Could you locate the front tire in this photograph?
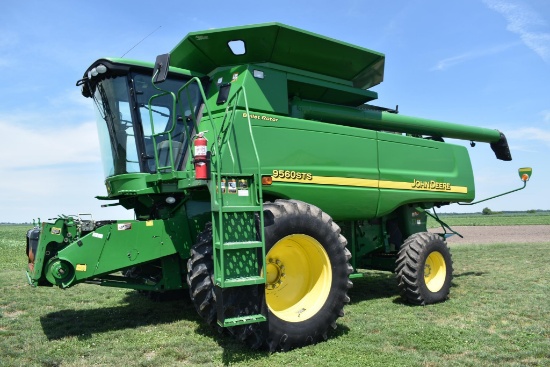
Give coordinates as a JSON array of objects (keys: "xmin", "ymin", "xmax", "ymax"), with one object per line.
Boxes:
[
  {"xmin": 186, "ymin": 200, "xmax": 353, "ymax": 351},
  {"xmin": 395, "ymin": 232, "xmax": 453, "ymax": 305},
  {"xmin": 256, "ymin": 200, "xmax": 353, "ymax": 351}
]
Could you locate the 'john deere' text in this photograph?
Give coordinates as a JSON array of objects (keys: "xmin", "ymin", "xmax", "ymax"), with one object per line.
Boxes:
[{"xmin": 412, "ymin": 179, "xmax": 451, "ymax": 191}]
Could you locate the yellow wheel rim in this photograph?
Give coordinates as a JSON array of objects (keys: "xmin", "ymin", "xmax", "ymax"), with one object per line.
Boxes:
[
  {"xmin": 265, "ymin": 234, "xmax": 332, "ymax": 322},
  {"xmin": 424, "ymin": 251, "xmax": 447, "ymax": 292}
]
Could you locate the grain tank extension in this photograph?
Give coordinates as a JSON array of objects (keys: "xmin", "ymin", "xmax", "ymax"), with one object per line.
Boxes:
[{"xmin": 25, "ymin": 23, "xmax": 531, "ymax": 351}]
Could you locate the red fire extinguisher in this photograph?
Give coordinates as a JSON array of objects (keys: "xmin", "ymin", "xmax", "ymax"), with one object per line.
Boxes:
[{"xmin": 194, "ymin": 131, "xmax": 209, "ymax": 180}]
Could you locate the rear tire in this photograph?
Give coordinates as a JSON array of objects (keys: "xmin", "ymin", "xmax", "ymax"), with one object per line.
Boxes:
[{"xmin": 395, "ymin": 232, "xmax": 453, "ymax": 305}]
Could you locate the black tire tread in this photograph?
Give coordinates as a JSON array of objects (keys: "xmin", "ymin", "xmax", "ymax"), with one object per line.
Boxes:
[
  {"xmin": 186, "ymin": 223, "xmax": 217, "ymax": 326},
  {"xmin": 245, "ymin": 199, "xmax": 352, "ymax": 351},
  {"xmin": 396, "ymin": 232, "xmax": 453, "ymax": 305}
]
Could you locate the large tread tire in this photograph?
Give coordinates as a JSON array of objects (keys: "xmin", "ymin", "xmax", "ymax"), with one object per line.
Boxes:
[
  {"xmin": 186, "ymin": 223, "xmax": 217, "ymax": 327},
  {"xmin": 186, "ymin": 200, "xmax": 353, "ymax": 352},
  {"xmin": 186, "ymin": 224, "xmax": 263, "ymax": 337},
  {"xmin": 245, "ymin": 199, "xmax": 353, "ymax": 351},
  {"xmin": 396, "ymin": 232, "xmax": 453, "ymax": 305}
]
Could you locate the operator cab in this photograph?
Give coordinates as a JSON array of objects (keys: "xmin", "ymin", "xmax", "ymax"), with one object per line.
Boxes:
[{"xmin": 78, "ymin": 58, "xmax": 205, "ymax": 178}]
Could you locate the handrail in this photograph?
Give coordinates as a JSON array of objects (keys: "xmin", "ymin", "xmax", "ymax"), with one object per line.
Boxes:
[
  {"xmin": 147, "ymin": 73, "xmax": 215, "ymax": 175},
  {"xmin": 218, "ymin": 91, "xmax": 241, "ymax": 171},
  {"xmin": 210, "ymin": 84, "xmax": 264, "ymax": 206},
  {"xmin": 210, "ymin": 86, "xmax": 243, "ymax": 208},
  {"xmin": 176, "ymin": 77, "xmax": 218, "ymax": 162}
]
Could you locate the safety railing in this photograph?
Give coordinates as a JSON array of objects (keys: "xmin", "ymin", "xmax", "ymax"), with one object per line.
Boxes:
[
  {"xmin": 211, "ymin": 85, "xmax": 263, "ymax": 207},
  {"xmin": 148, "ymin": 75, "xmax": 217, "ymax": 176}
]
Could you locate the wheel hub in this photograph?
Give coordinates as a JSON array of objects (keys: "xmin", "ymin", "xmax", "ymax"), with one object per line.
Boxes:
[
  {"xmin": 424, "ymin": 251, "xmax": 446, "ymax": 292},
  {"xmin": 266, "ymin": 258, "xmax": 285, "ymax": 290},
  {"xmin": 424, "ymin": 264, "xmax": 432, "ymax": 277}
]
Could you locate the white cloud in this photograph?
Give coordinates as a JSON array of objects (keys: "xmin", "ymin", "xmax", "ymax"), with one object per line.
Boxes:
[
  {"xmin": 483, "ymin": 0, "xmax": 550, "ymax": 63},
  {"xmin": 507, "ymin": 127, "xmax": 550, "ymax": 146},
  {"xmin": 49, "ymin": 88, "xmax": 95, "ymax": 112},
  {"xmin": 541, "ymin": 110, "xmax": 550, "ymax": 124},
  {"xmin": 0, "ymin": 118, "xmax": 100, "ymax": 170},
  {"xmin": 0, "ymin": 114, "xmax": 105, "ymax": 222},
  {"xmin": 432, "ymin": 42, "xmax": 518, "ymax": 71},
  {"xmin": 0, "ymin": 86, "xmax": 97, "ymax": 158},
  {"xmin": 0, "ymin": 164, "xmax": 128, "ymax": 223}
]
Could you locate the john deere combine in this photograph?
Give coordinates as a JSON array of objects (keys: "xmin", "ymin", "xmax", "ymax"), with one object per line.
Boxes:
[{"xmin": 25, "ymin": 23, "xmax": 531, "ymax": 351}]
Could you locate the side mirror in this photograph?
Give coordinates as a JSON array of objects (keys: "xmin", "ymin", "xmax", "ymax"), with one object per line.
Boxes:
[
  {"xmin": 152, "ymin": 53, "xmax": 170, "ymax": 84},
  {"xmin": 518, "ymin": 167, "xmax": 532, "ymax": 182}
]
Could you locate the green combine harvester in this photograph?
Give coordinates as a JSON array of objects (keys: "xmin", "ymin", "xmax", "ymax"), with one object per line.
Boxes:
[{"xmin": 25, "ymin": 23, "xmax": 532, "ymax": 351}]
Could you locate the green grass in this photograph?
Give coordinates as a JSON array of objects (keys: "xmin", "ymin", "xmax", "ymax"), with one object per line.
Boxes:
[
  {"xmin": 427, "ymin": 211, "xmax": 550, "ymax": 228},
  {"xmin": 1, "ymin": 224, "xmax": 549, "ymax": 366}
]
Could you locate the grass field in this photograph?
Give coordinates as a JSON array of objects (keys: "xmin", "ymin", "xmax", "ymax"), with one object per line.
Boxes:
[
  {"xmin": 1, "ymin": 223, "xmax": 549, "ymax": 366},
  {"xmin": 427, "ymin": 211, "xmax": 550, "ymax": 228}
]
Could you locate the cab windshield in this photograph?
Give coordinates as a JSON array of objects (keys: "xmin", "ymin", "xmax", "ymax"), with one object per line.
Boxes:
[{"xmin": 92, "ymin": 72, "xmax": 200, "ymax": 177}]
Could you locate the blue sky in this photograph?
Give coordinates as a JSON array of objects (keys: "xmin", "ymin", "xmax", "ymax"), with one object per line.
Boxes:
[{"xmin": 1, "ymin": 0, "xmax": 549, "ymax": 223}]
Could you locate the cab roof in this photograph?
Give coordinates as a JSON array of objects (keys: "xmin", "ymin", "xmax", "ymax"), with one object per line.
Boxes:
[{"xmin": 169, "ymin": 22, "xmax": 385, "ymax": 90}]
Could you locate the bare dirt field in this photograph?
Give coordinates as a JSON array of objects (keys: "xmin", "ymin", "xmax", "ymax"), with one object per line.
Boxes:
[{"xmin": 430, "ymin": 225, "xmax": 550, "ymax": 244}]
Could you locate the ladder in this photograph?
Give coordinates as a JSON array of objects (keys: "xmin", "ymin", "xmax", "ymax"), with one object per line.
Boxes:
[{"xmin": 209, "ymin": 87, "xmax": 267, "ymax": 327}]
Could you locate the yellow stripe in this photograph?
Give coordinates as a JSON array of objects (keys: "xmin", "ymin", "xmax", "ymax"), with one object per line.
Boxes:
[
  {"xmin": 271, "ymin": 175, "xmax": 467, "ymax": 194},
  {"xmin": 309, "ymin": 176, "xmax": 379, "ymax": 188}
]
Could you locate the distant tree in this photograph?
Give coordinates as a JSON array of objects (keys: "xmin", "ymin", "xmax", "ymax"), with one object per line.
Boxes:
[
  {"xmin": 482, "ymin": 207, "xmax": 493, "ymax": 215},
  {"xmin": 526, "ymin": 209, "xmax": 537, "ymax": 214}
]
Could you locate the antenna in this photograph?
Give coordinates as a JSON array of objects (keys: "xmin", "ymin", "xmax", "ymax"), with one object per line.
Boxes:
[{"xmin": 120, "ymin": 26, "xmax": 162, "ymax": 58}]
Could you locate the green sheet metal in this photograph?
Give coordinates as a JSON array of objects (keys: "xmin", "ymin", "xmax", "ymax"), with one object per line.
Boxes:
[{"xmin": 170, "ymin": 22, "xmax": 385, "ymax": 89}]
